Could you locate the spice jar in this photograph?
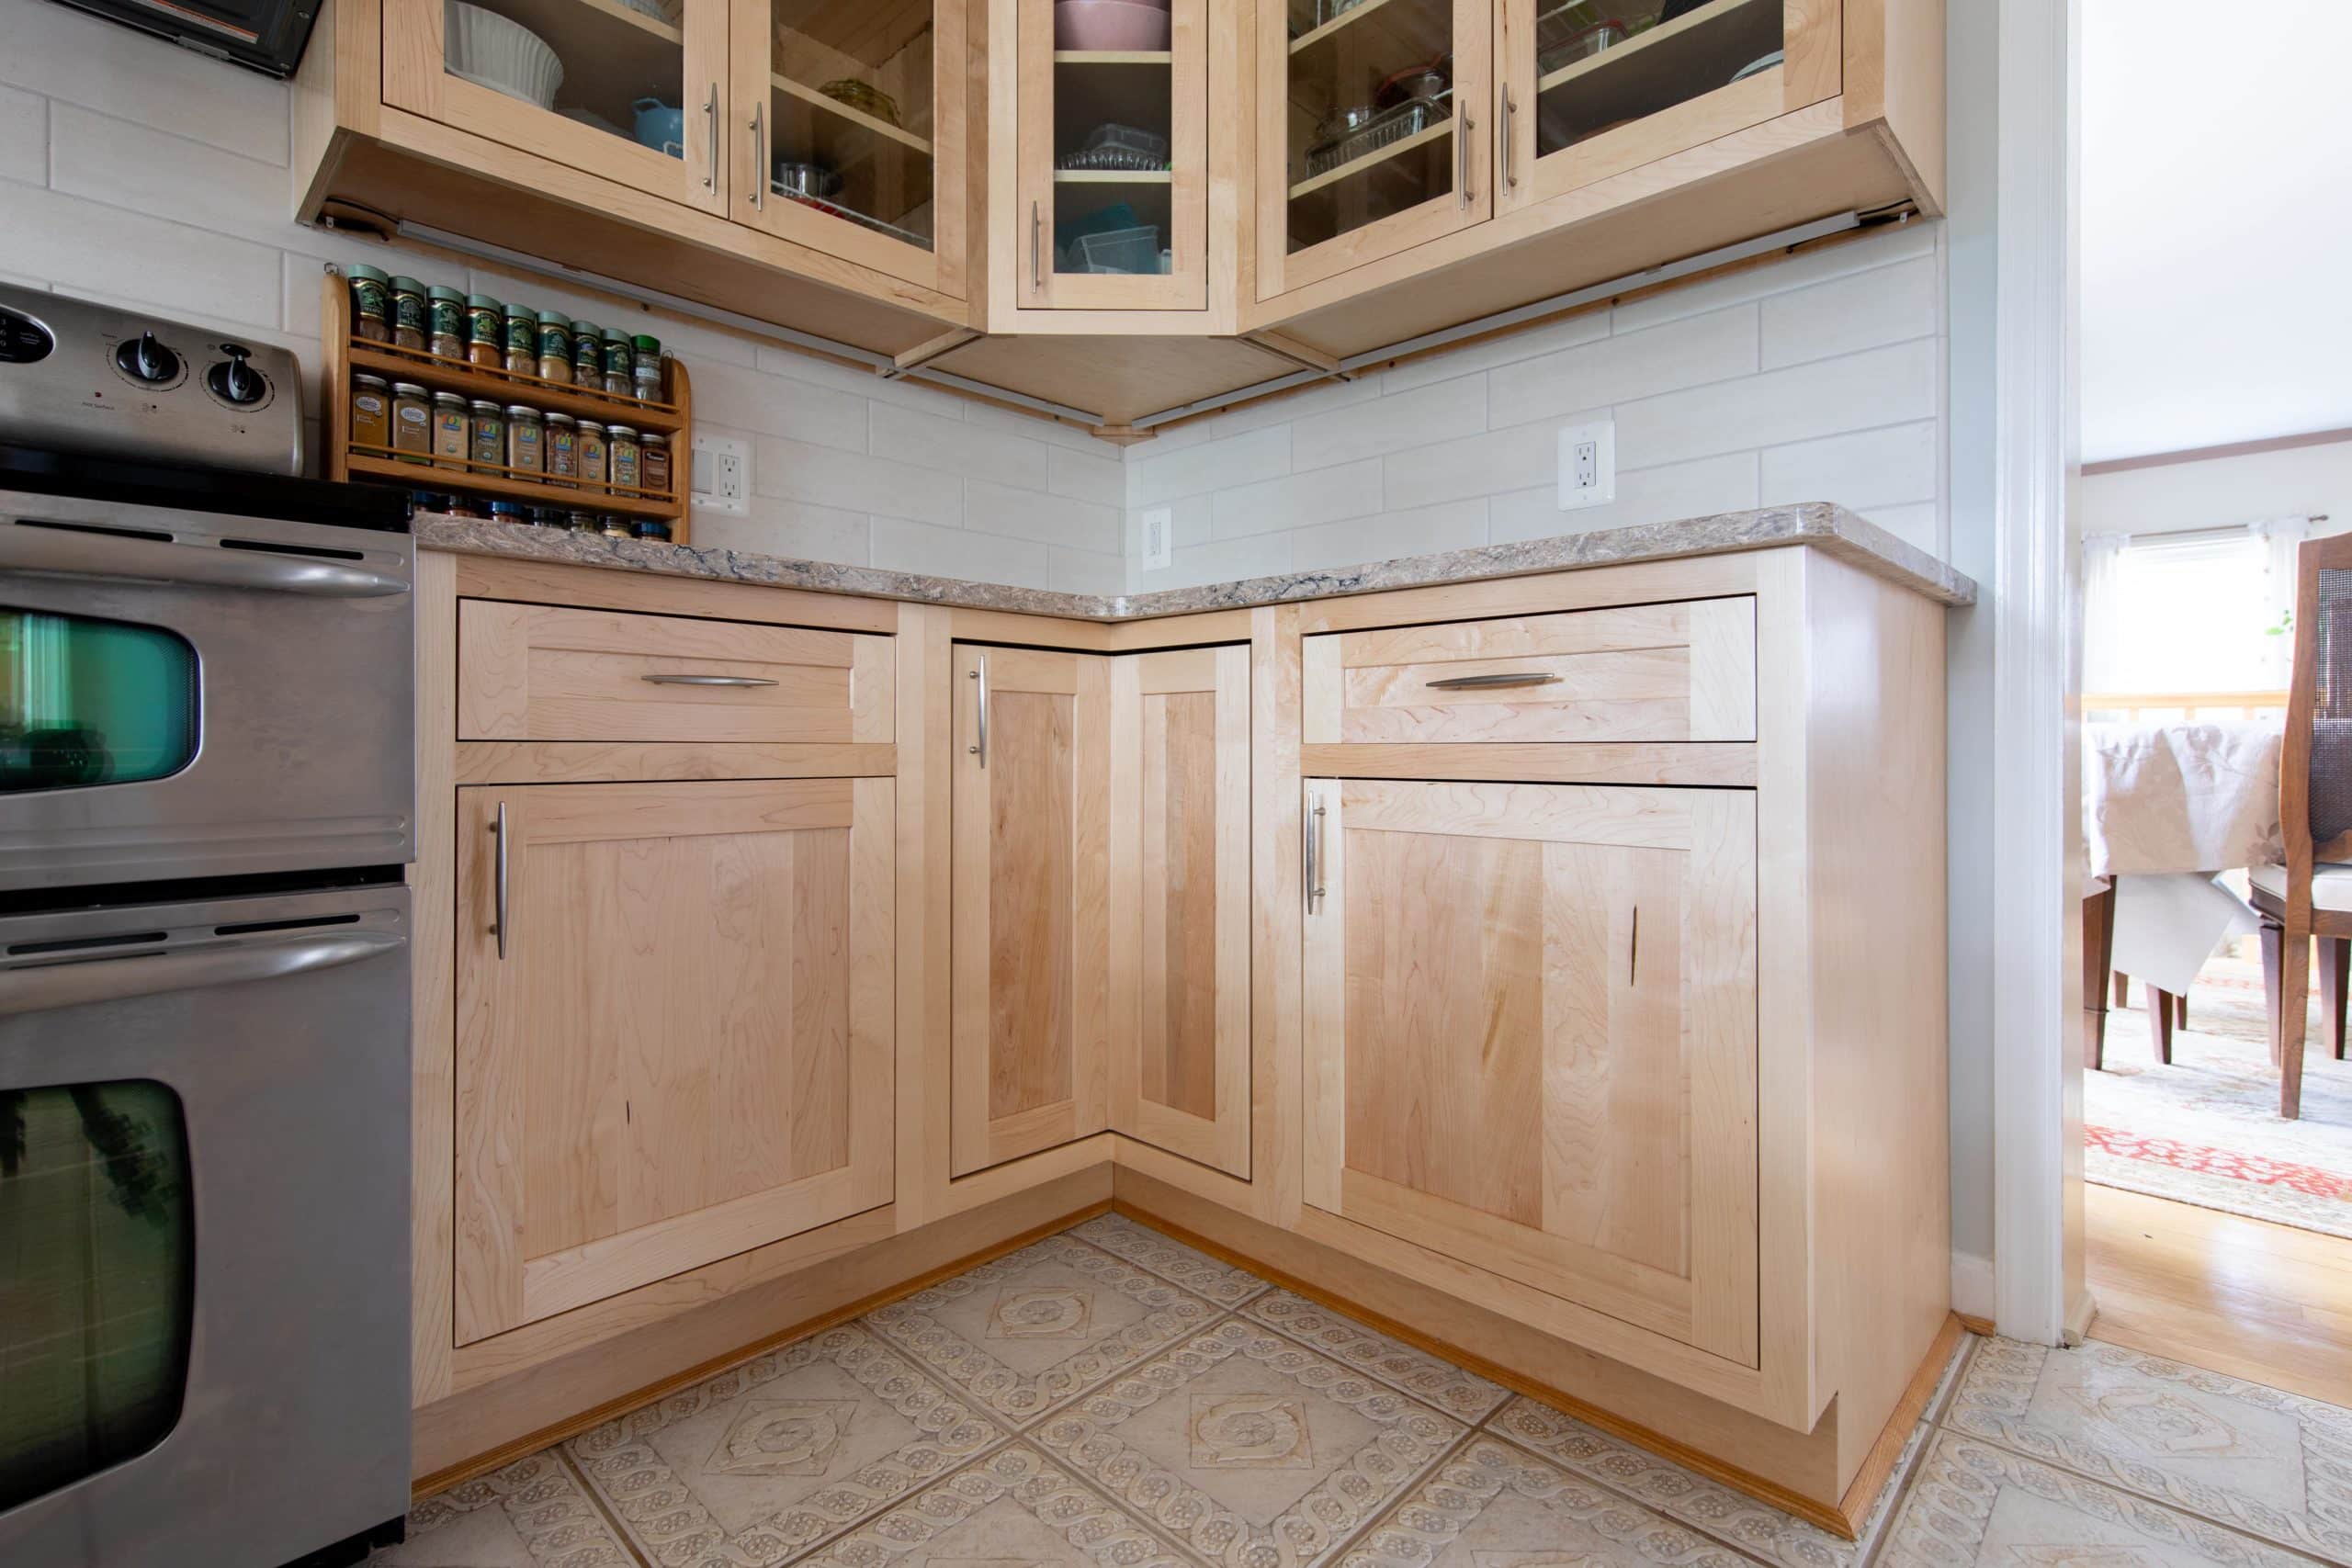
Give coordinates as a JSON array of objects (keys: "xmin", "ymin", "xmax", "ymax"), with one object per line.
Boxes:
[
  {"xmin": 427, "ymin": 286, "xmax": 466, "ymax": 358},
  {"xmin": 630, "ymin": 334, "xmax": 662, "ymax": 402},
  {"xmin": 488, "ymin": 501, "xmax": 528, "ymax": 527},
  {"xmin": 503, "ymin": 304, "xmax": 536, "ymax": 376},
  {"xmin": 600, "ymin": 513, "xmax": 633, "ymax": 540},
  {"xmin": 571, "ymin": 320, "xmax": 602, "ymax": 386},
  {"xmin": 639, "ymin": 432, "xmax": 670, "ymax": 499},
  {"xmin": 566, "ymin": 510, "xmax": 598, "ymax": 533},
  {"xmin": 389, "ymin": 276, "xmax": 426, "ymax": 351},
  {"xmin": 544, "ymin": 412, "xmax": 578, "ymax": 487},
  {"xmin": 576, "ymin": 420, "xmax": 608, "ymax": 491},
  {"xmin": 634, "ymin": 518, "xmax": 673, "ymax": 543},
  {"xmin": 346, "ymin": 265, "xmax": 390, "ymax": 341},
  {"xmin": 465, "ymin": 295, "xmax": 503, "ymax": 368},
  {"xmin": 390, "ymin": 382, "xmax": 432, "ymax": 464},
  {"xmin": 505, "ymin": 404, "xmax": 544, "ymax": 477},
  {"xmin": 601, "ymin": 328, "xmax": 632, "ymax": 397},
  {"xmin": 469, "ymin": 400, "xmax": 505, "ymax": 473},
  {"xmin": 536, "ymin": 311, "xmax": 572, "ymax": 384},
  {"xmin": 351, "ymin": 374, "xmax": 391, "ymax": 450},
  {"xmin": 430, "ymin": 392, "xmax": 469, "ymax": 470},
  {"xmin": 528, "ymin": 507, "xmax": 565, "ymax": 528},
  {"xmin": 607, "ymin": 423, "xmax": 640, "ymax": 496}
]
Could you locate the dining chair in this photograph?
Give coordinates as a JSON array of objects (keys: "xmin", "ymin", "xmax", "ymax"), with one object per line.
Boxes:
[{"xmin": 2247, "ymin": 532, "xmax": 2352, "ymax": 1117}]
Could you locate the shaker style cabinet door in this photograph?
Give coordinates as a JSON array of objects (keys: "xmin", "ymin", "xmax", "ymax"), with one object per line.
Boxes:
[
  {"xmin": 1109, "ymin": 647, "xmax": 1251, "ymax": 1176},
  {"xmin": 1496, "ymin": 0, "xmax": 1841, "ymax": 213},
  {"xmin": 1301, "ymin": 777, "xmax": 1759, "ymax": 1365},
  {"xmin": 452, "ymin": 778, "xmax": 894, "ymax": 1343},
  {"xmin": 382, "ymin": 0, "xmax": 734, "ymax": 215},
  {"xmin": 728, "ymin": 0, "xmax": 968, "ymax": 295},
  {"xmin": 949, "ymin": 646, "xmax": 1112, "ymax": 1176}
]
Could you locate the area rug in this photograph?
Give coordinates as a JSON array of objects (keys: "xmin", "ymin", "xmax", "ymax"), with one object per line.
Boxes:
[{"xmin": 2086, "ymin": 948, "xmax": 2352, "ymax": 1237}]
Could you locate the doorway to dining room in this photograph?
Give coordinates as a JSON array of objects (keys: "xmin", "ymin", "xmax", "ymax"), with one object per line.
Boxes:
[{"xmin": 2071, "ymin": 0, "xmax": 2352, "ymax": 1399}]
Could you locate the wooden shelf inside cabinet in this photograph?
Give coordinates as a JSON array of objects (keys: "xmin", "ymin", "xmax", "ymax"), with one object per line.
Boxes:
[
  {"xmin": 479, "ymin": 0, "xmax": 685, "ymax": 114},
  {"xmin": 1288, "ymin": 0, "xmax": 1452, "ymax": 62},
  {"xmin": 1288, "ymin": 117, "xmax": 1450, "ymax": 200},
  {"xmin": 1055, "ymin": 170, "xmax": 1173, "ymax": 184},
  {"xmin": 319, "ymin": 271, "xmax": 694, "ymax": 543},
  {"xmin": 1534, "ymin": 0, "xmax": 1782, "ymax": 141},
  {"xmin": 772, "ymin": 74, "xmax": 933, "ymax": 154},
  {"xmin": 1054, "ymin": 50, "xmax": 1172, "ymax": 65}
]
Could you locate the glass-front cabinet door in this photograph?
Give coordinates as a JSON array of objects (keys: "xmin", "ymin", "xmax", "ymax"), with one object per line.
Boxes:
[
  {"xmin": 1498, "ymin": 0, "xmax": 1837, "ymax": 209},
  {"xmin": 729, "ymin": 0, "xmax": 966, "ymax": 293},
  {"xmin": 381, "ymin": 0, "xmax": 732, "ymax": 213},
  {"xmin": 1259, "ymin": 0, "xmax": 1491, "ymax": 299},
  {"xmin": 1015, "ymin": 0, "xmax": 1207, "ymax": 310}
]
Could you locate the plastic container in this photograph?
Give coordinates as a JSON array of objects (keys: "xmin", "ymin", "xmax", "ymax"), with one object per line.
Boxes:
[{"xmin": 1075, "ymin": 226, "xmax": 1161, "ymax": 275}]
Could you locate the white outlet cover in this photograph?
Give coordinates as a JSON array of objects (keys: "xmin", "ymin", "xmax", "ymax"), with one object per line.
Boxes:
[
  {"xmin": 1557, "ymin": 419, "xmax": 1616, "ymax": 511},
  {"xmin": 1140, "ymin": 506, "xmax": 1173, "ymax": 570},
  {"xmin": 691, "ymin": 432, "xmax": 750, "ymax": 516}
]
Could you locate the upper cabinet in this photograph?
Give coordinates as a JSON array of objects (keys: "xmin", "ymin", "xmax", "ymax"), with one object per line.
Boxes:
[
  {"xmin": 383, "ymin": 0, "xmax": 734, "ymax": 214},
  {"xmin": 729, "ymin": 0, "xmax": 967, "ymax": 295},
  {"xmin": 1261, "ymin": 0, "xmax": 1491, "ymax": 297}
]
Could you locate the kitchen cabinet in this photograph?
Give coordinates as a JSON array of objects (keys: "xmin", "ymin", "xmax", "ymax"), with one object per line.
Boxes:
[
  {"xmin": 450, "ymin": 776, "xmax": 895, "ymax": 1342},
  {"xmin": 949, "ymin": 645, "xmax": 1112, "ymax": 1176},
  {"xmin": 1301, "ymin": 776, "xmax": 1758, "ymax": 1364},
  {"xmin": 728, "ymin": 0, "xmax": 968, "ymax": 295},
  {"xmin": 1110, "ymin": 646, "xmax": 1252, "ymax": 1176}
]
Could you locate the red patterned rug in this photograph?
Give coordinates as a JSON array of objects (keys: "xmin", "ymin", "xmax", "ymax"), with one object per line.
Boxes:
[{"xmin": 2086, "ymin": 950, "xmax": 2352, "ymax": 1237}]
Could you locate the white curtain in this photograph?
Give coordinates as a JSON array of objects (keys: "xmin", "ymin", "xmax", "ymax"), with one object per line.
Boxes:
[
  {"xmin": 2081, "ymin": 515, "xmax": 2322, "ymax": 698},
  {"xmin": 2249, "ymin": 515, "xmax": 2316, "ymax": 686},
  {"xmin": 2081, "ymin": 531, "xmax": 2130, "ymax": 694}
]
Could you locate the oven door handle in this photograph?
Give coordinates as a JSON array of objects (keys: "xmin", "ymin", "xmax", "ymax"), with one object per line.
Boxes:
[
  {"xmin": 1, "ymin": 525, "xmax": 412, "ymax": 598},
  {"xmin": 0, "ymin": 931, "xmax": 406, "ymax": 1016}
]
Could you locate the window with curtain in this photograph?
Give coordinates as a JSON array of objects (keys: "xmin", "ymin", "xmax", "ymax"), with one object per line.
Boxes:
[{"xmin": 2082, "ymin": 518, "xmax": 2312, "ymax": 695}]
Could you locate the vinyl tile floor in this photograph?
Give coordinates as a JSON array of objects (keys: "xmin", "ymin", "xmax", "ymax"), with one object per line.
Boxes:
[{"xmin": 372, "ymin": 1213, "xmax": 2352, "ymax": 1568}]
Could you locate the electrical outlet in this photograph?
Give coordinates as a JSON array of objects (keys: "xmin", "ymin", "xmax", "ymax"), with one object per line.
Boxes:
[
  {"xmin": 691, "ymin": 433, "xmax": 750, "ymax": 516},
  {"xmin": 1557, "ymin": 419, "xmax": 1616, "ymax": 511},
  {"xmin": 1140, "ymin": 506, "xmax": 1173, "ymax": 570}
]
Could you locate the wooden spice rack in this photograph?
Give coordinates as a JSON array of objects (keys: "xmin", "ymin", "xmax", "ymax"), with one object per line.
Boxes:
[{"xmin": 320, "ymin": 271, "xmax": 695, "ymax": 542}]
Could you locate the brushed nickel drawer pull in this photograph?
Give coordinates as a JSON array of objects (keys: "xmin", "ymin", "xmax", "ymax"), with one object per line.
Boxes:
[
  {"xmin": 492, "ymin": 800, "xmax": 509, "ymax": 961},
  {"xmin": 1424, "ymin": 671, "xmax": 1562, "ymax": 690},
  {"xmin": 641, "ymin": 673, "xmax": 777, "ymax": 686},
  {"xmin": 1305, "ymin": 789, "xmax": 1327, "ymax": 911},
  {"xmin": 969, "ymin": 653, "xmax": 989, "ymax": 767}
]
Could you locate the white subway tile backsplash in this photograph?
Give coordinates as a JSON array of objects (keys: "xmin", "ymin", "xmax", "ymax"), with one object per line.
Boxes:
[
  {"xmin": 1611, "ymin": 220, "xmax": 1935, "ymax": 333},
  {"xmin": 1291, "ymin": 499, "xmax": 1488, "ymax": 572},
  {"xmin": 1861, "ymin": 501, "xmax": 1939, "ymax": 555},
  {"xmin": 1290, "ymin": 374, "xmax": 1486, "ymax": 472},
  {"xmin": 1382, "ymin": 417, "xmax": 1587, "ymax": 512},
  {"xmin": 963, "ymin": 479, "xmax": 1121, "ymax": 552},
  {"xmin": 754, "ymin": 435, "xmax": 963, "ymax": 529},
  {"xmin": 0, "ymin": 0, "xmax": 287, "ymax": 164},
  {"xmin": 1048, "ymin": 443, "xmax": 1125, "ymax": 507},
  {"xmin": 692, "ymin": 500, "xmax": 872, "ymax": 564},
  {"xmin": 1128, "ymin": 423, "xmax": 1290, "ymax": 507},
  {"xmin": 1615, "ymin": 339, "xmax": 1939, "ymax": 468},
  {"xmin": 871, "ymin": 400, "xmax": 1050, "ymax": 491},
  {"xmin": 1121, "ymin": 376, "xmax": 1379, "ymax": 462},
  {"xmin": 1375, "ymin": 308, "xmax": 1610, "ymax": 394},
  {"xmin": 46, "ymin": 103, "xmax": 285, "ymax": 242},
  {"xmin": 681, "ymin": 360, "xmax": 868, "ymax": 452},
  {"xmin": 1760, "ymin": 254, "xmax": 1938, "ymax": 368},
  {"xmin": 1136, "ymin": 530, "xmax": 1293, "ymax": 592},
  {"xmin": 1488, "ymin": 453, "xmax": 1760, "ymax": 544},
  {"xmin": 1048, "ymin": 546, "xmax": 1127, "ymax": 593},
  {"xmin": 0, "ymin": 85, "xmax": 44, "ymax": 185},
  {"xmin": 872, "ymin": 516, "xmax": 1048, "ymax": 586},
  {"xmin": 1212, "ymin": 458, "xmax": 1382, "ymax": 539},
  {"xmin": 1487, "ymin": 307, "xmax": 1758, "ymax": 431},
  {"xmin": 0, "ymin": 184, "xmax": 280, "ymax": 329},
  {"xmin": 1759, "ymin": 421, "xmax": 1938, "ymax": 511}
]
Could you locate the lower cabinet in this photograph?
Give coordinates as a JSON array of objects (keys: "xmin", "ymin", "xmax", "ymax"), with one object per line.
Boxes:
[
  {"xmin": 452, "ymin": 777, "xmax": 896, "ymax": 1343},
  {"xmin": 1302, "ymin": 776, "xmax": 1759, "ymax": 1367}
]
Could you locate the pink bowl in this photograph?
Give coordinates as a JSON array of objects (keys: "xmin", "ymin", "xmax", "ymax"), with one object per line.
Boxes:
[{"xmin": 1055, "ymin": 0, "xmax": 1172, "ymax": 49}]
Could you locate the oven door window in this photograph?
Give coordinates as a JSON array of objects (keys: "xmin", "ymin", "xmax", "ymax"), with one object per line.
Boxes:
[
  {"xmin": 0, "ymin": 610, "xmax": 198, "ymax": 793},
  {"xmin": 0, "ymin": 1079, "xmax": 194, "ymax": 1512}
]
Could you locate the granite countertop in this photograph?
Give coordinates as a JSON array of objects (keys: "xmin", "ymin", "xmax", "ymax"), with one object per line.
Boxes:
[{"xmin": 415, "ymin": 502, "xmax": 1976, "ymax": 616}]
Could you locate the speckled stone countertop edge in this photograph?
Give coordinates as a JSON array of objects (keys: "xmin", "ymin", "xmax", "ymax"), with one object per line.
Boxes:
[{"xmin": 413, "ymin": 502, "xmax": 1977, "ymax": 617}]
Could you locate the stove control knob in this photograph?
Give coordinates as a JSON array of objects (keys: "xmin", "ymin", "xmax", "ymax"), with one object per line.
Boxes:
[
  {"xmin": 206, "ymin": 343, "xmax": 267, "ymax": 407},
  {"xmin": 114, "ymin": 332, "xmax": 181, "ymax": 385}
]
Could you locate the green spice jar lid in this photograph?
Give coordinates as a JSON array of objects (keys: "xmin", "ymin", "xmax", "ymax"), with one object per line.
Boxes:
[
  {"xmin": 466, "ymin": 293, "xmax": 502, "ymax": 310},
  {"xmin": 537, "ymin": 309, "xmax": 571, "ymax": 325},
  {"xmin": 601, "ymin": 326, "xmax": 629, "ymax": 344},
  {"xmin": 346, "ymin": 263, "xmax": 390, "ymax": 284},
  {"xmin": 571, "ymin": 318, "xmax": 599, "ymax": 335},
  {"xmin": 390, "ymin": 275, "xmax": 424, "ymax": 293},
  {"xmin": 504, "ymin": 300, "xmax": 533, "ymax": 316},
  {"xmin": 631, "ymin": 333, "xmax": 660, "ymax": 352},
  {"xmin": 428, "ymin": 284, "xmax": 465, "ymax": 302}
]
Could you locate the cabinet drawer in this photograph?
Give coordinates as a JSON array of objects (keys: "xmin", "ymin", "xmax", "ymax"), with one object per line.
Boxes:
[
  {"xmin": 458, "ymin": 601, "xmax": 893, "ymax": 745},
  {"xmin": 1303, "ymin": 598, "xmax": 1754, "ymax": 745}
]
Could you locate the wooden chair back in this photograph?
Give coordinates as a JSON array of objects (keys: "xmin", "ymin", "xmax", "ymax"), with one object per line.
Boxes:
[{"xmin": 2278, "ymin": 531, "xmax": 2352, "ymax": 916}]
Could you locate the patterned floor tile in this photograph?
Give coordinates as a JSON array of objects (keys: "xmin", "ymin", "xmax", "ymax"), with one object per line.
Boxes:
[
  {"xmin": 372, "ymin": 1450, "xmax": 639, "ymax": 1567},
  {"xmin": 1069, "ymin": 1212, "xmax": 1274, "ymax": 1308},
  {"xmin": 1240, "ymin": 1292, "xmax": 1509, "ymax": 1424},
  {"xmin": 1942, "ymin": 1336, "xmax": 2352, "ymax": 1562},
  {"xmin": 1333, "ymin": 1435, "xmax": 1752, "ymax": 1568},
  {"xmin": 1878, "ymin": 1430, "xmax": 2315, "ymax": 1566},
  {"xmin": 1032, "ymin": 1316, "xmax": 1468, "ymax": 1568},
  {"xmin": 864, "ymin": 1233, "xmax": 1222, "ymax": 1426},
  {"xmin": 791, "ymin": 1446, "xmax": 1199, "ymax": 1568},
  {"xmin": 565, "ymin": 1324, "xmax": 1002, "ymax": 1567}
]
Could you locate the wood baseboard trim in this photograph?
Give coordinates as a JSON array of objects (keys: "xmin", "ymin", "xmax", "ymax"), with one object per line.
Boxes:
[
  {"xmin": 1833, "ymin": 1311, "xmax": 1966, "ymax": 1532},
  {"xmin": 410, "ymin": 1197, "xmax": 1112, "ymax": 1499},
  {"xmin": 1956, "ymin": 1312, "xmax": 1996, "ymax": 1338},
  {"xmin": 1113, "ymin": 1198, "xmax": 1898, "ymax": 1540}
]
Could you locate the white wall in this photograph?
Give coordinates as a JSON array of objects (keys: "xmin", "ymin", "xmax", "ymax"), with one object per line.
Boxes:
[
  {"xmin": 1123, "ymin": 222, "xmax": 1951, "ymax": 588},
  {"xmin": 0, "ymin": 0, "xmax": 1129, "ymax": 594},
  {"xmin": 2082, "ymin": 436, "xmax": 2352, "ymax": 540}
]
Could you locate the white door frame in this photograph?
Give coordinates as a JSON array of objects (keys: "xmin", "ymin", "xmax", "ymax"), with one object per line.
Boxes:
[{"xmin": 1988, "ymin": 0, "xmax": 2091, "ymax": 1346}]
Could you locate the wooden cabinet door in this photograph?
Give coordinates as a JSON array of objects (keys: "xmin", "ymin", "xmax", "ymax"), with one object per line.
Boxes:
[
  {"xmin": 1257, "ymin": 0, "xmax": 1493, "ymax": 301},
  {"xmin": 1497, "ymin": 0, "xmax": 1840, "ymax": 214},
  {"xmin": 453, "ymin": 778, "xmax": 893, "ymax": 1343},
  {"xmin": 950, "ymin": 646, "xmax": 1110, "ymax": 1175},
  {"xmin": 1013, "ymin": 0, "xmax": 1209, "ymax": 309},
  {"xmin": 1110, "ymin": 647, "xmax": 1250, "ymax": 1176},
  {"xmin": 382, "ymin": 0, "xmax": 731, "ymax": 215},
  {"xmin": 728, "ymin": 0, "xmax": 967, "ymax": 297},
  {"xmin": 1303, "ymin": 777, "xmax": 1758, "ymax": 1365}
]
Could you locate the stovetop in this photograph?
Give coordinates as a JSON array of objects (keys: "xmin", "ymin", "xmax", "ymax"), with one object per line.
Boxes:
[{"xmin": 0, "ymin": 443, "xmax": 411, "ymax": 533}]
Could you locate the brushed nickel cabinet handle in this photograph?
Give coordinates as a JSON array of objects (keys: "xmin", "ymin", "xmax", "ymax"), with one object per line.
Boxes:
[
  {"xmin": 1457, "ymin": 109, "xmax": 1475, "ymax": 207},
  {"xmin": 969, "ymin": 654, "xmax": 989, "ymax": 766},
  {"xmin": 1501, "ymin": 89, "xmax": 1518, "ymax": 189},
  {"xmin": 1031, "ymin": 202, "xmax": 1043, "ymax": 292},
  {"xmin": 492, "ymin": 800, "xmax": 509, "ymax": 961},
  {"xmin": 750, "ymin": 100, "xmax": 766, "ymax": 210},
  {"xmin": 1425, "ymin": 671, "xmax": 1561, "ymax": 690},
  {"xmin": 1305, "ymin": 789, "xmax": 1327, "ymax": 911},
  {"xmin": 641, "ymin": 673, "xmax": 778, "ymax": 686},
  {"xmin": 703, "ymin": 84, "xmax": 720, "ymax": 191}
]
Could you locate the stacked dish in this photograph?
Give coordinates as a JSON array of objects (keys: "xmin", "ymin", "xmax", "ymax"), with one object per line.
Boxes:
[
  {"xmin": 443, "ymin": 1, "xmax": 562, "ymax": 108},
  {"xmin": 1055, "ymin": 0, "xmax": 1170, "ymax": 50}
]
